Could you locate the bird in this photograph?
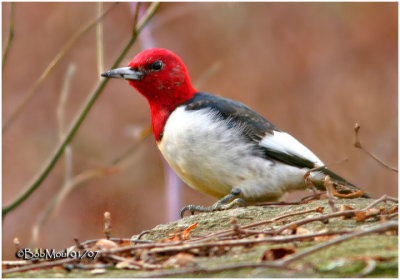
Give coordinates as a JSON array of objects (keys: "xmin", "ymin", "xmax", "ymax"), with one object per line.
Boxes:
[{"xmin": 101, "ymin": 48, "xmax": 367, "ymax": 217}]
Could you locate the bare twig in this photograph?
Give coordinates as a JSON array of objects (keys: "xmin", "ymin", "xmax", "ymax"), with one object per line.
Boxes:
[
  {"xmin": 364, "ymin": 194, "xmax": 398, "ymax": 210},
  {"xmin": 2, "ymin": 260, "xmax": 29, "ymax": 268},
  {"xmin": 29, "ymin": 128, "xmax": 150, "ymax": 247},
  {"xmin": 57, "ymin": 64, "xmax": 76, "ymax": 139},
  {"xmin": 137, "ymin": 230, "xmax": 152, "ymax": 240},
  {"xmin": 256, "ymin": 201, "xmax": 304, "ymax": 206},
  {"xmin": 2, "ymin": 258, "xmax": 77, "ymax": 276},
  {"xmin": 96, "ymin": 2, "xmax": 105, "ymax": 77},
  {"xmin": 57, "ymin": 63, "xmax": 75, "ymax": 181},
  {"xmin": 278, "ymin": 221, "xmax": 397, "ymax": 267},
  {"xmin": 187, "ymin": 207, "xmax": 325, "ymax": 243},
  {"xmin": 356, "ymin": 258, "xmax": 377, "ymax": 277},
  {"xmin": 272, "ymin": 207, "xmax": 325, "ymax": 222},
  {"xmin": 353, "ymin": 123, "xmax": 397, "ymax": 172},
  {"xmin": 274, "ymin": 195, "xmax": 397, "ymax": 235},
  {"xmin": 111, "ymin": 125, "xmax": 152, "ymax": 166},
  {"xmin": 68, "ymin": 237, "xmax": 151, "ymax": 252},
  {"xmin": 2, "ymin": 2, "xmax": 161, "ymax": 219},
  {"xmin": 194, "ymin": 61, "xmax": 222, "ymax": 89},
  {"xmin": 147, "ymin": 231, "xmax": 354, "ymax": 255},
  {"xmin": 104, "ymin": 211, "xmax": 112, "ymax": 239},
  {"xmin": 256, "ymin": 192, "xmax": 327, "ymax": 207},
  {"xmin": 303, "ymin": 165, "xmax": 326, "ymax": 191},
  {"xmin": 324, "ymin": 175, "xmax": 338, "ymax": 212},
  {"xmin": 30, "ymin": 64, "xmax": 76, "ymax": 247},
  {"xmin": 132, "ymin": 2, "xmax": 141, "ymax": 36},
  {"xmin": 2, "ymin": 2, "xmax": 15, "ymax": 70},
  {"xmin": 2, "ymin": 3, "xmax": 118, "ymax": 132}
]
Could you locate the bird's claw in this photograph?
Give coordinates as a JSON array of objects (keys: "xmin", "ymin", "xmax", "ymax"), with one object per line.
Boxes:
[{"xmin": 180, "ymin": 197, "xmax": 247, "ymax": 218}]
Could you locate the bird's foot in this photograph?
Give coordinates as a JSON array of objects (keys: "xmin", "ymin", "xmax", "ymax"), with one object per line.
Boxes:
[{"xmin": 180, "ymin": 188, "xmax": 247, "ymax": 218}]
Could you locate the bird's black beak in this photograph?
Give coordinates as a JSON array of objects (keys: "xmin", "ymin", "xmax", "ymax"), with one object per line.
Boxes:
[{"xmin": 101, "ymin": 67, "xmax": 144, "ymax": 80}]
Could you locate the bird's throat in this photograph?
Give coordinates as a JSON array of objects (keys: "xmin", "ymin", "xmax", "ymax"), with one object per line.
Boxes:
[{"xmin": 150, "ymin": 104, "xmax": 172, "ymax": 142}]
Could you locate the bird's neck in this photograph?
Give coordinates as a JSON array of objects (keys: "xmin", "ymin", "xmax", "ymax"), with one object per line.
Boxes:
[{"xmin": 146, "ymin": 86, "xmax": 197, "ymax": 142}]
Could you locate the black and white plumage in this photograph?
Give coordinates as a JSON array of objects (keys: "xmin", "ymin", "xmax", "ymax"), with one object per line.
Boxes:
[
  {"xmin": 158, "ymin": 92, "xmax": 364, "ymax": 206},
  {"xmin": 102, "ymin": 48, "xmax": 367, "ymax": 217}
]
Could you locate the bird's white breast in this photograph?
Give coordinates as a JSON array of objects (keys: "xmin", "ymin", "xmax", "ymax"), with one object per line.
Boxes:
[{"xmin": 157, "ymin": 106, "xmax": 318, "ymax": 203}]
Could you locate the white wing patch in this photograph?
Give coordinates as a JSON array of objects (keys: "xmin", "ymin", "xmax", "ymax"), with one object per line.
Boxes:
[{"xmin": 260, "ymin": 131, "xmax": 323, "ymax": 166}]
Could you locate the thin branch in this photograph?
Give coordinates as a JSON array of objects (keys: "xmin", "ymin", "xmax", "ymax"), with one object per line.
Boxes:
[
  {"xmin": 272, "ymin": 207, "xmax": 325, "ymax": 222},
  {"xmin": 132, "ymin": 2, "xmax": 141, "ymax": 36},
  {"xmin": 29, "ymin": 124, "xmax": 150, "ymax": 247},
  {"xmin": 2, "ymin": 2, "xmax": 161, "ymax": 219},
  {"xmin": 324, "ymin": 175, "xmax": 338, "ymax": 212},
  {"xmin": 30, "ymin": 64, "xmax": 76, "ymax": 247},
  {"xmin": 256, "ymin": 191, "xmax": 327, "ymax": 207},
  {"xmin": 356, "ymin": 258, "xmax": 377, "ymax": 278},
  {"xmin": 279, "ymin": 221, "xmax": 398, "ymax": 267},
  {"xmin": 147, "ymin": 231, "xmax": 353, "ymax": 255},
  {"xmin": 353, "ymin": 122, "xmax": 397, "ymax": 172},
  {"xmin": 2, "ymin": 2, "xmax": 15, "ymax": 70},
  {"xmin": 363, "ymin": 194, "xmax": 397, "ymax": 209},
  {"xmin": 274, "ymin": 195, "xmax": 397, "ymax": 235},
  {"xmin": 194, "ymin": 61, "xmax": 222, "ymax": 89},
  {"xmin": 111, "ymin": 125, "xmax": 152, "ymax": 166},
  {"xmin": 186, "ymin": 207, "xmax": 325, "ymax": 244},
  {"xmin": 2, "ymin": 3, "xmax": 118, "ymax": 133},
  {"xmin": 2, "ymin": 258, "xmax": 76, "ymax": 276},
  {"xmin": 96, "ymin": 2, "xmax": 105, "ymax": 77}
]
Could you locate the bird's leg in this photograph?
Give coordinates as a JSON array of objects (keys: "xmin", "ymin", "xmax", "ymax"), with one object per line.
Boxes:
[{"xmin": 180, "ymin": 188, "xmax": 247, "ymax": 218}]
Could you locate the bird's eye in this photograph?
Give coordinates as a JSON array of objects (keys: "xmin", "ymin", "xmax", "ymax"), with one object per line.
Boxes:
[{"xmin": 150, "ymin": 60, "xmax": 163, "ymax": 71}]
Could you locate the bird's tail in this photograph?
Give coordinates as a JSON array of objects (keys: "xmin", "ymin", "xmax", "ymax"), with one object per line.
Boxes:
[{"xmin": 312, "ymin": 168, "xmax": 371, "ymax": 198}]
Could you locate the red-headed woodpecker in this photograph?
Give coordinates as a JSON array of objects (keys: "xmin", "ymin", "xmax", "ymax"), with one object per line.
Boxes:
[{"xmin": 102, "ymin": 48, "xmax": 367, "ymax": 217}]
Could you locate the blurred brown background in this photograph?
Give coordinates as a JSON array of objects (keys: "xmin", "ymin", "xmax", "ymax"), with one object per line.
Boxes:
[{"xmin": 2, "ymin": 2, "xmax": 397, "ymax": 259}]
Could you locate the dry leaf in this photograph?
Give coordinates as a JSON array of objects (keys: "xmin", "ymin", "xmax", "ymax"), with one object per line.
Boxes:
[
  {"xmin": 261, "ymin": 247, "xmax": 295, "ymax": 261},
  {"xmin": 94, "ymin": 239, "xmax": 118, "ymax": 250},
  {"xmin": 181, "ymin": 223, "xmax": 198, "ymax": 239},
  {"xmin": 163, "ymin": 253, "xmax": 197, "ymax": 268},
  {"xmin": 163, "ymin": 223, "xmax": 198, "ymax": 242},
  {"xmin": 118, "ymin": 240, "xmax": 132, "ymax": 247},
  {"xmin": 354, "ymin": 211, "xmax": 367, "ymax": 222},
  {"xmin": 355, "ymin": 208, "xmax": 380, "ymax": 222}
]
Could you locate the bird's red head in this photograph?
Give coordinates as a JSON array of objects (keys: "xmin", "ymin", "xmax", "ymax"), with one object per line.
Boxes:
[{"xmin": 102, "ymin": 48, "xmax": 198, "ymax": 141}]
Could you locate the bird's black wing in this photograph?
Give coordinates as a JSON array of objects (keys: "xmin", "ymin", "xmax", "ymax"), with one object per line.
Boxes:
[
  {"xmin": 183, "ymin": 92, "xmax": 367, "ymax": 196},
  {"xmin": 183, "ymin": 92, "xmax": 315, "ymax": 169},
  {"xmin": 184, "ymin": 92, "xmax": 277, "ymax": 140}
]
